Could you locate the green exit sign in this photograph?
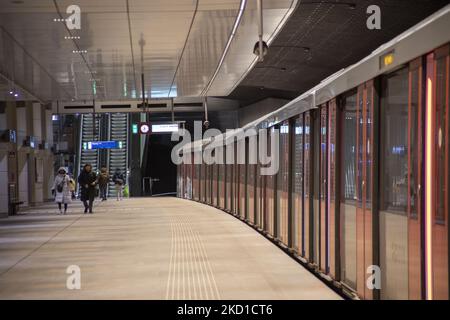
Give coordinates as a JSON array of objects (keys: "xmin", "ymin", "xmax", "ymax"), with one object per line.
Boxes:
[{"xmin": 132, "ymin": 124, "xmax": 138, "ymax": 134}]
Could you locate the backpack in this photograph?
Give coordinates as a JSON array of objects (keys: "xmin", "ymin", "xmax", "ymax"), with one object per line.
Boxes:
[{"xmin": 57, "ymin": 180, "xmax": 64, "ymax": 193}]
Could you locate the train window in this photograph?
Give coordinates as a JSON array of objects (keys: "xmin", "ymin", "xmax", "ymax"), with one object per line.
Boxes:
[
  {"xmin": 380, "ymin": 67, "xmax": 409, "ymax": 214},
  {"xmin": 409, "ymin": 68, "xmax": 420, "ymax": 218},
  {"xmin": 292, "ymin": 115, "xmax": 304, "ymax": 254},
  {"xmin": 435, "ymin": 56, "xmax": 447, "ymax": 224},
  {"xmin": 342, "ymin": 95, "xmax": 357, "ymax": 202}
]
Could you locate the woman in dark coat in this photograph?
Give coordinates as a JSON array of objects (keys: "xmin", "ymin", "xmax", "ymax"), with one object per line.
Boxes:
[{"xmin": 78, "ymin": 163, "xmax": 97, "ymax": 213}]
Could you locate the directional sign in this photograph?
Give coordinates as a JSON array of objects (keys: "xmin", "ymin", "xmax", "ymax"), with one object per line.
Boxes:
[
  {"xmin": 151, "ymin": 123, "xmax": 179, "ymax": 133},
  {"xmin": 83, "ymin": 141, "xmax": 123, "ymax": 150}
]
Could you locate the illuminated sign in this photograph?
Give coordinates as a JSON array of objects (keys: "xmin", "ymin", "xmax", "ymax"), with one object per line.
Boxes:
[
  {"xmin": 83, "ymin": 141, "xmax": 123, "ymax": 150},
  {"xmin": 151, "ymin": 123, "xmax": 179, "ymax": 133},
  {"xmin": 132, "ymin": 123, "xmax": 138, "ymax": 134},
  {"xmin": 380, "ymin": 51, "xmax": 395, "ymax": 69}
]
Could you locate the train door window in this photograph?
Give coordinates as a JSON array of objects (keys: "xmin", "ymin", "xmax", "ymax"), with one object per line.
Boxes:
[
  {"xmin": 407, "ymin": 58, "xmax": 424, "ymax": 300},
  {"xmin": 329, "ymin": 99, "xmax": 339, "ymax": 279},
  {"xmin": 266, "ymin": 127, "xmax": 276, "ymax": 235},
  {"xmin": 238, "ymin": 137, "xmax": 246, "ymax": 219},
  {"xmin": 195, "ymin": 162, "xmax": 200, "ymax": 201},
  {"xmin": 247, "ymin": 136, "xmax": 256, "ymax": 224},
  {"xmin": 320, "ymin": 105, "xmax": 329, "ymax": 273},
  {"xmin": 304, "ymin": 112, "xmax": 312, "ymax": 260},
  {"xmin": 340, "ymin": 91, "xmax": 358, "ymax": 291},
  {"xmin": 380, "ymin": 67, "xmax": 409, "ymax": 299},
  {"xmin": 255, "ymin": 137, "xmax": 261, "ymax": 227},
  {"xmin": 202, "ymin": 161, "xmax": 206, "ymax": 202},
  {"xmin": 312, "ymin": 109, "xmax": 320, "ymax": 266},
  {"xmin": 292, "ymin": 114, "xmax": 304, "ymax": 255},
  {"xmin": 234, "ymin": 141, "xmax": 239, "ymax": 215},
  {"xmin": 277, "ymin": 121, "xmax": 290, "ymax": 244}
]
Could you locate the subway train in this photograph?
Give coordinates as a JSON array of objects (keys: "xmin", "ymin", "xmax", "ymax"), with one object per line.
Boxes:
[{"xmin": 177, "ymin": 6, "xmax": 450, "ymax": 300}]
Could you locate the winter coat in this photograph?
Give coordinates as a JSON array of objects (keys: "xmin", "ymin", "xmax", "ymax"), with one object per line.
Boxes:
[
  {"xmin": 97, "ymin": 171, "xmax": 110, "ymax": 187},
  {"xmin": 78, "ymin": 170, "xmax": 97, "ymax": 201},
  {"xmin": 52, "ymin": 174, "xmax": 72, "ymax": 204},
  {"xmin": 113, "ymin": 172, "xmax": 125, "ymax": 185}
]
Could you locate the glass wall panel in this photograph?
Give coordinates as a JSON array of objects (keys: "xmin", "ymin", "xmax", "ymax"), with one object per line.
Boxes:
[
  {"xmin": 340, "ymin": 92, "xmax": 358, "ymax": 290},
  {"xmin": 380, "ymin": 67, "xmax": 409, "ymax": 299},
  {"xmin": 292, "ymin": 115, "xmax": 304, "ymax": 254}
]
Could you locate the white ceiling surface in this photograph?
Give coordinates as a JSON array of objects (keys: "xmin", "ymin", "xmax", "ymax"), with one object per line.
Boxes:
[{"xmin": 0, "ymin": 0, "xmax": 296, "ymax": 103}]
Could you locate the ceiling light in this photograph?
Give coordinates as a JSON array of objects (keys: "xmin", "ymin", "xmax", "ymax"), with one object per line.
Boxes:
[
  {"xmin": 348, "ymin": 3, "xmax": 356, "ymax": 10},
  {"xmin": 253, "ymin": 41, "xmax": 269, "ymax": 59}
]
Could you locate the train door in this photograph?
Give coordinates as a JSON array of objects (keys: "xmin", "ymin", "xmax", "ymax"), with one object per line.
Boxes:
[
  {"xmin": 292, "ymin": 114, "xmax": 304, "ymax": 255},
  {"xmin": 277, "ymin": 121, "xmax": 290, "ymax": 245},
  {"xmin": 233, "ymin": 141, "xmax": 239, "ymax": 215},
  {"xmin": 379, "ymin": 61, "xmax": 427, "ymax": 299},
  {"xmin": 319, "ymin": 106, "xmax": 329, "ymax": 272},
  {"xmin": 256, "ymin": 138, "xmax": 266, "ymax": 230},
  {"xmin": 304, "ymin": 112, "xmax": 312, "ymax": 260},
  {"xmin": 238, "ymin": 137, "xmax": 246, "ymax": 219},
  {"xmin": 255, "ymin": 138, "xmax": 261, "ymax": 227},
  {"xmin": 226, "ymin": 145, "xmax": 232, "ymax": 211},
  {"xmin": 201, "ymin": 161, "xmax": 206, "ymax": 203},
  {"xmin": 265, "ymin": 127, "xmax": 276, "ymax": 235},
  {"xmin": 213, "ymin": 161, "xmax": 218, "ymax": 206},
  {"xmin": 311, "ymin": 109, "xmax": 321, "ymax": 266},
  {"xmin": 329, "ymin": 99, "xmax": 340, "ymax": 279},
  {"xmin": 340, "ymin": 81, "xmax": 375, "ymax": 299},
  {"xmin": 247, "ymin": 136, "xmax": 256, "ymax": 224},
  {"xmin": 427, "ymin": 44, "xmax": 449, "ymax": 300}
]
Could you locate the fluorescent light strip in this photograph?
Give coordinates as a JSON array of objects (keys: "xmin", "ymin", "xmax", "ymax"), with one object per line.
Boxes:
[
  {"xmin": 425, "ymin": 76, "xmax": 433, "ymax": 300},
  {"xmin": 201, "ymin": 0, "xmax": 247, "ymax": 96}
]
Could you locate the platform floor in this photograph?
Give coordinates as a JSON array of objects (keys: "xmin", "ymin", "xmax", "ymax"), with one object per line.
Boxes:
[{"xmin": 0, "ymin": 197, "xmax": 340, "ymax": 300}]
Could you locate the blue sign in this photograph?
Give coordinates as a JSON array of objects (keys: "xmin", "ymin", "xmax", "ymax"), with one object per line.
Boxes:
[{"xmin": 83, "ymin": 141, "xmax": 123, "ymax": 150}]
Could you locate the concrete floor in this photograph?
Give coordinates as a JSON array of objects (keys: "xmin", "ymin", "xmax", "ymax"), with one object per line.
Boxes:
[{"xmin": 0, "ymin": 197, "xmax": 341, "ymax": 300}]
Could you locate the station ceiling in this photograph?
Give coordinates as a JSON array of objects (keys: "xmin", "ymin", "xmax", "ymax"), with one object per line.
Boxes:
[
  {"xmin": 0, "ymin": 0, "xmax": 297, "ymax": 102},
  {"xmin": 230, "ymin": 0, "xmax": 450, "ymax": 106}
]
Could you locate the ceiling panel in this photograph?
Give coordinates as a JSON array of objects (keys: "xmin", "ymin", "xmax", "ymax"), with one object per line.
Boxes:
[{"xmin": 231, "ymin": 0, "xmax": 450, "ymax": 106}]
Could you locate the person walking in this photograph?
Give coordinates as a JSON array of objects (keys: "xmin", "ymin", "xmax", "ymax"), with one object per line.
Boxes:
[
  {"xmin": 68, "ymin": 174, "xmax": 76, "ymax": 199},
  {"xmin": 51, "ymin": 167, "xmax": 72, "ymax": 214},
  {"xmin": 112, "ymin": 168, "xmax": 125, "ymax": 201},
  {"xmin": 78, "ymin": 163, "xmax": 97, "ymax": 213},
  {"xmin": 97, "ymin": 167, "xmax": 110, "ymax": 201}
]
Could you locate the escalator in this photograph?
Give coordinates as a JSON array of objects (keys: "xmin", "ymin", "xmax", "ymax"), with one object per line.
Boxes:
[
  {"xmin": 78, "ymin": 113, "xmax": 101, "ymax": 173},
  {"xmin": 107, "ymin": 113, "xmax": 128, "ymax": 197}
]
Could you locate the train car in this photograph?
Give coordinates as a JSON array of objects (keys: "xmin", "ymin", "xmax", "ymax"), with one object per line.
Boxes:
[{"xmin": 177, "ymin": 6, "xmax": 450, "ymax": 300}]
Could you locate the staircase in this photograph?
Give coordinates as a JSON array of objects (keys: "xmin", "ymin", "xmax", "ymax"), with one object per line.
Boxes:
[{"xmin": 107, "ymin": 113, "xmax": 128, "ymax": 197}]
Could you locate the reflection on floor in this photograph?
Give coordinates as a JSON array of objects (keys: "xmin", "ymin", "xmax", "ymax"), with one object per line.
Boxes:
[{"xmin": 0, "ymin": 197, "xmax": 341, "ymax": 300}]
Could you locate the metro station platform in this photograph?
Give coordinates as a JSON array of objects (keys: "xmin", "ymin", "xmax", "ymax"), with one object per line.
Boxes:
[{"xmin": 0, "ymin": 198, "xmax": 340, "ymax": 300}]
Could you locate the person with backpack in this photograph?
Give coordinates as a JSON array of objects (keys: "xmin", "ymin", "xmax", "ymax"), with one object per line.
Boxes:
[
  {"xmin": 51, "ymin": 167, "xmax": 72, "ymax": 214},
  {"xmin": 112, "ymin": 168, "xmax": 125, "ymax": 201},
  {"xmin": 78, "ymin": 163, "xmax": 97, "ymax": 213},
  {"xmin": 97, "ymin": 167, "xmax": 110, "ymax": 201}
]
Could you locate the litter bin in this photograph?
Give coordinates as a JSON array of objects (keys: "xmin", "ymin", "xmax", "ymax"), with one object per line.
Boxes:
[{"xmin": 8, "ymin": 183, "xmax": 22, "ymax": 216}]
